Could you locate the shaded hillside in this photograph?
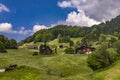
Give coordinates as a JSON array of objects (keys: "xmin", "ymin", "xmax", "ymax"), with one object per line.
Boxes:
[{"xmin": 20, "ymin": 15, "xmax": 120, "ymax": 44}]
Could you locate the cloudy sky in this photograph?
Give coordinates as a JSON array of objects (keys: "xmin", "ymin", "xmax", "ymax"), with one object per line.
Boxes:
[{"xmin": 0, "ymin": 0, "xmax": 120, "ymax": 41}]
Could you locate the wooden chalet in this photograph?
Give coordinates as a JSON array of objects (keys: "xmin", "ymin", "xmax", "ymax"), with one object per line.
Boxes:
[
  {"xmin": 39, "ymin": 44, "xmax": 53, "ymax": 54},
  {"xmin": 75, "ymin": 41, "xmax": 95, "ymax": 54}
]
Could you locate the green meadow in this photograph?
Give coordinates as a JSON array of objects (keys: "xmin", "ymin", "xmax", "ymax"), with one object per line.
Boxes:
[
  {"xmin": 0, "ymin": 41, "xmax": 120, "ymax": 80},
  {"xmin": 0, "ymin": 49, "xmax": 93, "ymax": 80}
]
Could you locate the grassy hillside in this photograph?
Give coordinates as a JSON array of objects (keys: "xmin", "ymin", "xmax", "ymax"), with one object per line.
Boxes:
[
  {"xmin": 1, "ymin": 36, "xmax": 120, "ymax": 80},
  {"xmin": 94, "ymin": 60, "xmax": 120, "ymax": 80},
  {"xmin": 0, "ymin": 48, "xmax": 120, "ymax": 80},
  {"xmin": 0, "ymin": 49, "xmax": 93, "ymax": 80}
]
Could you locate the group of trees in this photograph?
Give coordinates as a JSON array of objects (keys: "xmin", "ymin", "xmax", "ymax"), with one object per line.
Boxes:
[
  {"xmin": 83, "ymin": 28, "xmax": 100, "ymax": 42},
  {"xmin": 0, "ymin": 41, "xmax": 6, "ymax": 52},
  {"xmin": 87, "ymin": 39, "xmax": 120, "ymax": 71},
  {"xmin": 57, "ymin": 34, "xmax": 71, "ymax": 43},
  {"xmin": 0, "ymin": 35, "xmax": 17, "ymax": 52},
  {"xmin": 20, "ymin": 25, "xmax": 90, "ymax": 44}
]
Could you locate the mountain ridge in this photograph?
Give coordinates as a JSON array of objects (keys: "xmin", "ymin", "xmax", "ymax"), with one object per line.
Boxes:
[{"xmin": 20, "ymin": 15, "xmax": 120, "ymax": 44}]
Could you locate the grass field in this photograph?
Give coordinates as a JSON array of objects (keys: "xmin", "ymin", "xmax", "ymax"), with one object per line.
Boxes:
[
  {"xmin": 0, "ymin": 37, "xmax": 120, "ymax": 80},
  {"xmin": 0, "ymin": 48, "xmax": 120, "ymax": 80},
  {"xmin": 93, "ymin": 60, "xmax": 120, "ymax": 80},
  {"xmin": 0, "ymin": 48, "xmax": 93, "ymax": 80}
]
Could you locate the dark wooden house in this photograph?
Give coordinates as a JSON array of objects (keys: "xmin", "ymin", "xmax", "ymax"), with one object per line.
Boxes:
[
  {"xmin": 39, "ymin": 44, "xmax": 53, "ymax": 54},
  {"xmin": 75, "ymin": 41, "xmax": 95, "ymax": 54}
]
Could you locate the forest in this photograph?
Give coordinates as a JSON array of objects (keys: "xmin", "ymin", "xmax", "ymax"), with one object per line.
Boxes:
[{"xmin": 20, "ymin": 15, "xmax": 120, "ymax": 44}]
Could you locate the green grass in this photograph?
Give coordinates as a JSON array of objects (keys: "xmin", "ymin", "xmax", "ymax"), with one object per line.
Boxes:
[
  {"xmin": 71, "ymin": 37, "xmax": 82, "ymax": 43},
  {"xmin": 0, "ymin": 66, "xmax": 41, "ymax": 80},
  {"xmin": 20, "ymin": 37, "xmax": 82, "ymax": 47},
  {"xmin": 93, "ymin": 60, "xmax": 120, "ymax": 80},
  {"xmin": 0, "ymin": 48, "xmax": 94, "ymax": 80},
  {"xmin": 0, "ymin": 48, "xmax": 120, "ymax": 80},
  {"xmin": 0, "ymin": 37, "xmax": 120, "ymax": 80},
  {"xmin": 20, "ymin": 42, "xmax": 34, "ymax": 48}
]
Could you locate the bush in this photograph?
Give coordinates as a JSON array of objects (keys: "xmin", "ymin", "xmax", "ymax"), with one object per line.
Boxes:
[
  {"xmin": 109, "ymin": 36, "xmax": 117, "ymax": 44},
  {"xmin": 113, "ymin": 40, "xmax": 120, "ymax": 54},
  {"xmin": 99, "ymin": 34, "xmax": 106, "ymax": 42},
  {"xmin": 87, "ymin": 43, "xmax": 118, "ymax": 70},
  {"xmin": 69, "ymin": 41, "xmax": 74, "ymax": 47},
  {"xmin": 64, "ymin": 47, "xmax": 74, "ymax": 54},
  {"xmin": 106, "ymin": 48, "xmax": 119, "ymax": 63},
  {"xmin": 33, "ymin": 52, "xmax": 39, "ymax": 56},
  {"xmin": 76, "ymin": 41, "xmax": 81, "ymax": 46}
]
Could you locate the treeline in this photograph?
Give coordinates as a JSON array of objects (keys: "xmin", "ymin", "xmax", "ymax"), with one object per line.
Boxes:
[
  {"xmin": 91, "ymin": 15, "xmax": 120, "ymax": 37},
  {"xmin": 20, "ymin": 15, "xmax": 120, "ymax": 44},
  {"xmin": 0, "ymin": 35, "xmax": 17, "ymax": 52},
  {"xmin": 20, "ymin": 25, "xmax": 90, "ymax": 44}
]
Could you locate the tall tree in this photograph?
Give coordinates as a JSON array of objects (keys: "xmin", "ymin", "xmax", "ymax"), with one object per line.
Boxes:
[
  {"xmin": 9, "ymin": 39, "xmax": 18, "ymax": 49},
  {"xmin": 0, "ymin": 41, "xmax": 7, "ymax": 52}
]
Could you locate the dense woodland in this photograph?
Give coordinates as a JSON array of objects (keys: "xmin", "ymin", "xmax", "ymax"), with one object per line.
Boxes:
[{"xmin": 20, "ymin": 15, "xmax": 120, "ymax": 44}]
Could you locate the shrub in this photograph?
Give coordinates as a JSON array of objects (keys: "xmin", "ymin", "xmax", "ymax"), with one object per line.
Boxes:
[
  {"xmin": 113, "ymin": 40, "xmax": 120, "ymax": 54},
  {"xmin": 87, "ymin": 43, "xmax": 118, "ymax": 70},
  {"xmin": 64, "ymin": 47, "xmax": 74, "ymax": 54},
  {"xmin": 99, "ymin": 34, "xmax": 106, "ymax": 42},
  {"xmin": 76, "ymin": 41, "xmax": 81, "ymax": 46},
  {"xmin": 106, "ymin": 48, "xmax": 119, "ymax": 63},
  {"xmin": 69, "ymin": 40, "xmax": 74, "ymax": 47},
  {"xmin": 33, "ymin": 52, "xmax": 39, "ymax": 56},
  {"xmin": 109, "ymin": 36, "xmax": 117, "ymax": 44}
]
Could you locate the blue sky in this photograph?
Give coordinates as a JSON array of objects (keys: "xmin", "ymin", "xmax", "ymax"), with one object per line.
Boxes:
[
  {"xmin": 0, "ymin": 0, "xmax": 68, "ymax": 41},
  {"xmin": 0, "ymin": 0, "xmax": 68, "ymax": 26},
  {"xmin": 0, "ymin": 0, "xmax": 120, "ymax": 41}
]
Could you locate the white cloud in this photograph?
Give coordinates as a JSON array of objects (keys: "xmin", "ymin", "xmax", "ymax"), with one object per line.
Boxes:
[
  {"xmin": 33, "ymin": 25, "xmax": 48, "ymax": 33},
  {"xmin": 58, "ymin": 0, "xmax": 86, "ymax": 8},
  {"xmin": 58, "ymin": 1, "xmax": 71, "ymax": 8},
  {"xmin": 0, "ymin": 23, "xmax": 49, "ymax": 35},
  {"xmin": 58, "ymin": 0, "xmax": 120, "ymax": 26},
  {"xmin": 0, "ymin": 23, "xmax": 32, "ymax": 35},
  {"xmin": 17, "ymin": 27, "xmax": 32, "ymax": 35},
  {"xmin": 0, "ymin": 3, "xmax": 10, "ymax": 12},
  {"xmin": 20, "ymin": 27, "xmax": 25, "ymax": 30},
  {"xmin": 66, "ymin": 10, "xmax": 100, "ymax": 26},
  {"xmin": 0, "ymin": 23, "xmax": 12, "ymax": 32}
]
